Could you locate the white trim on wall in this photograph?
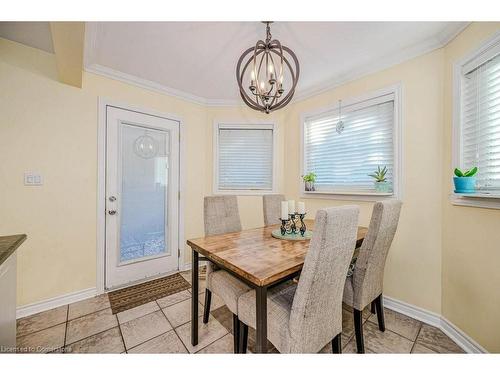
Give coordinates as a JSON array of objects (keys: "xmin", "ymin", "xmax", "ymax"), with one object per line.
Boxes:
[
  {"xmin": 83, "ymin": 23, "xmax": 469, "ymax": 107},
  {"xmin": 96, "ymin": 98, "xmax": 186, "ymax": 293},
  {"xmin": 299, "ymin": 83, "xmax": 403, "ymax": 201},
  {"xmin": 451, "ymin": 31, "xmax": 500, "ymax": 210},
  {"xmin": 212, "ymin": 120, "xmax": 279, "ymax": 196},
  {"xmin": 383, "ymin": 296, "xmax": 487, "ymax": 353},
  {"xmin": 17, "ymin": 284, "xmax": 486, "ymax": 353},
  {"xmin": 17, "ymin": 288, "xmax": 97, "ymax": 319}
]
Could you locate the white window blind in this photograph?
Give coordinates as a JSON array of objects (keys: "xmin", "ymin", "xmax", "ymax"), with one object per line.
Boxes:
[
  {"xmin": 304, "ymin": 94, "xmax": 395, "ymax": 193},
  {"xmin": 461, "ymin": 52, "xmax": 500, "ymax": 192},
  {"xmin": 217, "ymin": 124, "xmax": 274, "ymax": 191}
]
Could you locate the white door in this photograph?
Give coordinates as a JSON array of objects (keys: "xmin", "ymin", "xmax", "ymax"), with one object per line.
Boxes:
[{"xmin": 105, "ymin": 106, "xmax": 179, "ymax": 290}]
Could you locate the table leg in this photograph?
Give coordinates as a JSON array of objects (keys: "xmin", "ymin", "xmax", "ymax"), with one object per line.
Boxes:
[
  {"xmin": 191, "ymin": 249, "xmax": 199, "ymax": 346},
  {"xmin": 255, "ymin": 286, "xmax": 268, "ymax": 353}
]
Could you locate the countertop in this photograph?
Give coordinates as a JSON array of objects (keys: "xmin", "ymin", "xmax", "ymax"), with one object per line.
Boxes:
[{"xmin": 0, "ymin": 234, "xmax": 26, "ymax": 266}]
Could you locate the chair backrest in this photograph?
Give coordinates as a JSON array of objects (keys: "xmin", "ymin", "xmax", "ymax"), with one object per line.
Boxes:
[
  {"xmin": 263, "ymin": 194, "xmax": 285, "ymax": 226},
  {"xmin": 289, "ymin": 206, "xmax": 359, "ymax": 353},
  {"xmin": 203, "ymin": 196, "xmax": 242, "ymax": 236},
  {"xmin": 351, "ymin": 200, "xmax": 402, "ymax": 310}
]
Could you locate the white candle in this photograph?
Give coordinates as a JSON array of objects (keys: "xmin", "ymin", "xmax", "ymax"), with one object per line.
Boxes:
[
  {"xmin": 288, "ymin": 200, "xmax": 296, "ymax": 215},
  {"xmin": 298, "ymin": 202, "xmax": 305, "ymax": 215},
  {"xmin": 281, "ymin": 201, "xmax": 289, "ymax": 220}
]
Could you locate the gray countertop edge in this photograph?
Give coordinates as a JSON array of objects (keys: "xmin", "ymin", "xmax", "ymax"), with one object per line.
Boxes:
[{"xmin": 0, "ymin": 234, "xmax": 27, "ymax": 266}]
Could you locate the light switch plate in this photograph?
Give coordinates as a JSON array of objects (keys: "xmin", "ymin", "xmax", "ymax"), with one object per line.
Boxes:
[{"xmin": 24, "ymin": 172, "xmax": 43, "ymax": 186}]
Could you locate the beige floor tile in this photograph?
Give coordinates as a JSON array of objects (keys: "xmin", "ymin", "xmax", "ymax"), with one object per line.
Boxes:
[
  {"xmin": 341, "ymin": 308, "xmax": 355, "ymax": 339},
  {"xmin": 210, "ymin": 305, "xmax": 234, "ymax": 332},
  {"xmin": 156, "ymin": 290, "xmax": 191, "ymax": 308},
  {"xmin": 199, "ymin": 291, "xmax": 225, "ymax": 311},
  {"xmin": 196, "ymin": 334, "xmax": 235, "ymax": 353},
  {"xmin": 68, "ymin": 294, "xmax": 111, "ymax": 320},
  {"xmin": 120, "ymin": 310, "xmax": 172, "ymax": 350},
  {"xmin": 355, "ymin": 321, "xmax": 414, "ymax": 353},
  {"xmin": 117, "ymin": 301, "xmax": 159, "ymax": 324},
  {"xmin": 175, "ymin": 318, "xmax": 228, "ymax": 353},
  {"xmin": 411, "ymin": 342, "xmax": 439, "ymax": 353},
  {"xmin": 65, "ymin": 327, "xmax": 124, "ymax": 353},
  {"xmin": 16, "ymin": 323, "xmax": 66, "ymax": 353},
  {"xmin": 180, "ymin": 270, "xmax": 207, "ymax": 290},
  {"xmin": 319, "ymin": 333, "xmax": 354, "ymax": 353},
  {"xmin": 128, "ymin": 330, "xmax": 187, "ymax": 353},
  {"xmin": 341, "ymin": 336, "xmax": 377, "ymax": 354},
  {"xmin": 66, "ymin": 308, "xmax": 117, "ymax": 344},
  {"xmin": 342, "ymin": 303, "xmax": 372, "ymax": 321},
  {"xmin": 415, "ymin": 324, "xmax": 464, "ymax": 353},
  {"xmin": 368, "ymin": 308, "xmax": 422, "ymax": 341},
  {"xmin": 211, "ymin": 305, "xmax": 275, "ymax": 353},
  {"xmin": 163, "ymin": 298, "xmax": 203, "ymax": 328},
  {"xmin": 17, "ymin": 305, "xmax": 68, "ymax": 337}
]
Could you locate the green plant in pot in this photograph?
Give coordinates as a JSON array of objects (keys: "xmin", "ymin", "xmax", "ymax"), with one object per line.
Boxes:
[
  {"xmin": 453, "ymin": 167, "xmax": 478, "ymax": 193},
  {"xmin": 302, "ymin": 172, "xmax": 316, "ymax": 191},
  {"xmin": 369, "ymin": 166, "xmax": 391, "ymax": 193}
]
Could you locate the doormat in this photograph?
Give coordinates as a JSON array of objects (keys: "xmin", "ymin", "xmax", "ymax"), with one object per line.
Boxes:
[{"xmin": 108, "ymin": 272, "xmax": 191, "ymax": 314}]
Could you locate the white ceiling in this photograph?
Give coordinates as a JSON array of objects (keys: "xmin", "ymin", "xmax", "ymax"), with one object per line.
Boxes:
[{"xmin": 0, "ymin": 22, "xmax": 468, "ymax": 104}]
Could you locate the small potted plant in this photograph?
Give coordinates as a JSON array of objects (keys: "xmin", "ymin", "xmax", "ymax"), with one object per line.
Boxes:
[
  {"xmin": 453, "ymin": 167, "xmax": 478, "ymax": 193},
  {"xmin": 369, "ymin": 166, "xmax": 391, "ymax": 193},
  {"xmin": 302, "ymin": 172, "xmax": 316, "ymax": 191}
]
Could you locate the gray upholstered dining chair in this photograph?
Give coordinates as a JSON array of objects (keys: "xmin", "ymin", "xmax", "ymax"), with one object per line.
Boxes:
[
  {"xmin": 343, "ymin": 200, "xmax": 402, "ymax": 353},
  {"xmin": 236, "ymin": 206, "xmax": 360, "ymax": 353},
  {"xmin": 263, "ymin": 194, "xmax": 285, "ymax": 226},
  {"xmin": 203, "ymin": 195, "xmax": 251, "ymax": 353}
]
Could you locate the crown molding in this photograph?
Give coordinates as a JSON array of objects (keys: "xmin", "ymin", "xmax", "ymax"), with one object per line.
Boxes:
[
  {"xmin": 85, "ymin": 63, "xmax": 209, "ymax": 106},
  {"xmin": 292, "ymin": 22, "xmax": 470, "ymax": 103},
  {"xmin": 84, "ymin": 23, "xmax": 470, "ymax": 108}
]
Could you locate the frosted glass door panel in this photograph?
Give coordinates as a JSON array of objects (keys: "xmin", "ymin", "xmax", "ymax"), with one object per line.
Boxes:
[{"xmin": 120, "ymin": 124, "xmax": 170, "ymax": 263}]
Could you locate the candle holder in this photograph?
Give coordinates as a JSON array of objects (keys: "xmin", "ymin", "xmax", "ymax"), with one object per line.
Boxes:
[{"xmin": 280, "ymin": 212, "xmax": 307, "ymax": 237}]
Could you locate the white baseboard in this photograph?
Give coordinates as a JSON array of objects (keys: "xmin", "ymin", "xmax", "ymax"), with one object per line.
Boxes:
[
  {"xmin": 383, "ymin": 295, "xmax": 442, "ymax": 328},
  {"xmin": 16, "ymin": 288, "xmax": 98, "ymax": 319},
  {"xmin": 440, "ymin": 316, "xmax": 487, "ymax": 354},
  {"xmin": 15, "ymin": 283, "xmax": 487, "ymax": 353},
  {"xmin": 383, "ymin": 295, "xmax": 487, "ymax": 353}
]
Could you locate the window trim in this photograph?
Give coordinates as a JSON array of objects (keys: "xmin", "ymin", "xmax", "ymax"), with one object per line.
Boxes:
[
  {"xmin": 213, "ymin": 120, "xmax": 278, "ymax": 196},
  {"xmin": 300, "ymin": 84, "xmax": 403, "ymax": 201},
  {"xmin": 451, "ymin": 31, "xmax": 500, "ymax": 210}
]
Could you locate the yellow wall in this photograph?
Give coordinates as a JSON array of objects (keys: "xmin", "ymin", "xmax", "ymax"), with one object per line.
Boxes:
[
  {"xmin": 0, "ymin": 38, "xmax": 208, "ymax": 305},
  {"xmin": 441, "ymin": 23, "xmax": 500, "ymax": 352},
  {"xmin": 283, "ymin": 49, "xmax": 445, "ymax": 314},
  {"xmin": 2, "ymin": 22, "xmax": 500, "ymax": 352},
  {"xmin": 205, "ymin": 106, "xmax": 286, "ymax": 230}
]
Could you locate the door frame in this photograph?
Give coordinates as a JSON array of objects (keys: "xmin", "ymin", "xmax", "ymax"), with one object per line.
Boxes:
[{"xmin": 96, "ymin": 97, "xmax": 186, "ymax": 294}]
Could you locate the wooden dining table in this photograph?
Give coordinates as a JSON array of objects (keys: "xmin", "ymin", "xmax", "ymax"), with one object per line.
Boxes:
[{"xmin": 186, "ymin": 219, "xmax": 367, "ymax": 353}]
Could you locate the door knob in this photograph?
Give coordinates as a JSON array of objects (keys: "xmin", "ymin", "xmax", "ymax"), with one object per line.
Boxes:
[
  {"xmin": 108, "ymin": 210, "xmax": 117, "ymax": 215},
  {"xmin": 108, "ymin": 196, "xmax": 116, "ymax": 202}
]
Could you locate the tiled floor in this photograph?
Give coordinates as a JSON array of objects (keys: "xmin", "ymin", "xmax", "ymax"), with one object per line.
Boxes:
[{"xmin": 15, "ymin": 270, "xmax": 464, "ymax": 354}]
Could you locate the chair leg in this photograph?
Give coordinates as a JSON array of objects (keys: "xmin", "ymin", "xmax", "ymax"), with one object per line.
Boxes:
[
  {"xmin": 370, "ymin": 302, "xmax": 376, "ymax": 314},
  {"xmin": 331, "ymin": 333, "xmax": 342, "ymax": 354},
  {"xmin": 353, "ymin": 309, "xmax": 365, "ymax": 354},
  {"xmin": 374, "ymin": 294, "xmax": 385, "ymax": 332},
  {"xmin": 239, "ymin": 321, "xmax": 248, "ymax": 354},
  {"xmin": 232, "ymin": 314, "xmax": 240, "ymax": 353},
  {"xmin": 202, "ymin": 289, "xmax": 212, "ymax": 324}
]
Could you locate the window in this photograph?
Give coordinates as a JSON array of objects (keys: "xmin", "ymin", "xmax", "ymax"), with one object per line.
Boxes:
[
  {"xmin": 457, "ymin": 40, "xmax": 500, "ymax": 194},
  {"xmin": 302, "ymin": 87, "xmax": 400, "ymax": 198},
  {"xmin": 214, "ymin": 122, "xmax": 276, "ymax": 194}
]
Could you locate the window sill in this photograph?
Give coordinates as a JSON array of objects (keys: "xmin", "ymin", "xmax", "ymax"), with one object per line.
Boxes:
[
  {"xmin": 450, "ymin": 193, "xmax": 500, "ymax": 210},
  {"xmin": 213, "ymin": 189, "xmax": 276, "ymax": 196},
  {"xmin": 301, "ymin": 190, "xmax": 396, "ymax": 202}
]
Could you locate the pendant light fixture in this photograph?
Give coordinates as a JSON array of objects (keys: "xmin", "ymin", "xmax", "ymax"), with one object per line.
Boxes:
[{"xmin": 236, "ymin": 21, "xmax": 300, "ymax": 114}]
